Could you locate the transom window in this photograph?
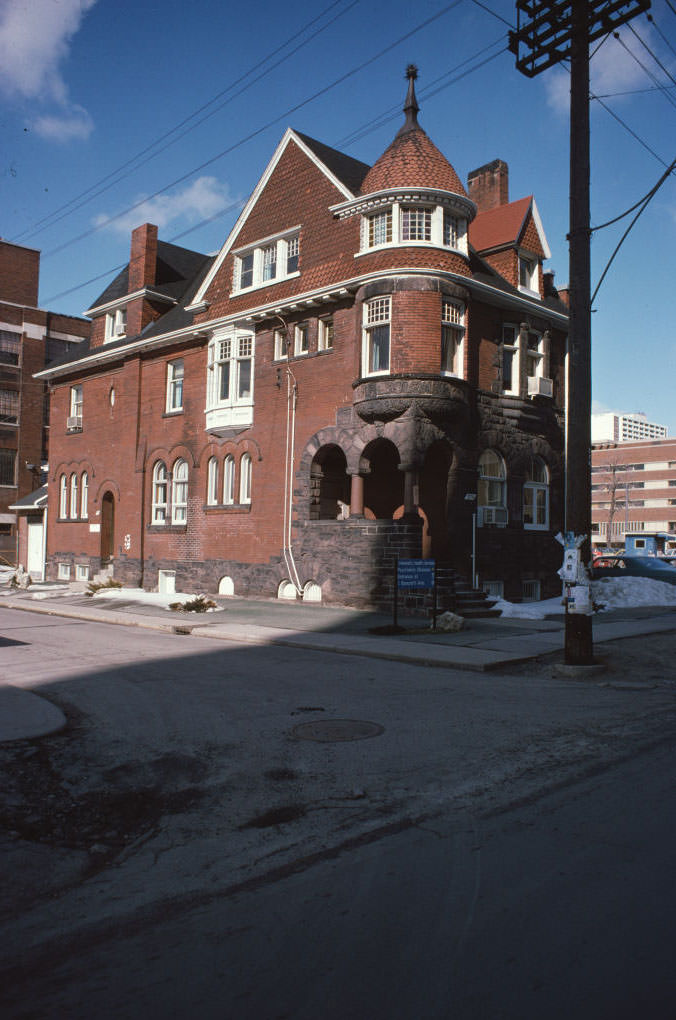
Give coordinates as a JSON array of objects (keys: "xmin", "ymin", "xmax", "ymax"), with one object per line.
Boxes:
[
  {"xmin": 362, "ymin": 297, "xmax": 391, "ymax": 376},
  {"xmin": 233, "ymin": 230, "xmax": 300, "ymax": 293},
  {"xmin": 401, "ymin": 206, "xmax": 431, "ymax": 241},
  {"xmin": 441, "ymin": 300, "xmax": 465, "ymax": 378},
  {"xmin": 523, "ymin": 456, "xmax": 549, "ymax": 529}
]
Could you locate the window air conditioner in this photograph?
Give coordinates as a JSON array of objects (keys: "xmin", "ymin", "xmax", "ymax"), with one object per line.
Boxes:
[
  {"xmin": 528, "ymin": 376, "xmax": 553, "ymax": 398},
  {"xmin": 66, "ymin": 416, "xmax": 82, "ymax": 430},
  {"xmin": 479, "ymin": 506, "xmax": 508, "ymax": 527}
]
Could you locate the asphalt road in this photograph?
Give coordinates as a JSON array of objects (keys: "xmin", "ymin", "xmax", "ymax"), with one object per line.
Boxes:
[{"xmin": 0, "ymin": 607, "xmax": 675, "ymax": 1018}]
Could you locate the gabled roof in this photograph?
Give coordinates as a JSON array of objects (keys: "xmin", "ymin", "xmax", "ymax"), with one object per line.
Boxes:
[
  {"xmin": 190, "ymin": 128, "xmax": 369, "ymax": 309},
  {"xmin": 9, "ymin": 484, "xmax": 48, "ymax": 511},
  {"xmin": 87, "ymin": 240, "xmax": 209, "ymax": 313},
  {"xmin": 469, "ymin": 196, "xmax": 551, "ymax": 259}
]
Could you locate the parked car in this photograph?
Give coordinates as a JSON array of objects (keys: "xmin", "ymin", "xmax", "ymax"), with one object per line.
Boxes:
[{"xmin": 591, "ymin": 555, "xmax": 676, "ymax": 585}]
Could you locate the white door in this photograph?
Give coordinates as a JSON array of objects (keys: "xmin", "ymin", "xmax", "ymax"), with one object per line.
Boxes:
[{"xmin": 27, "ymin": 517, "xmax": 44, "ymax": 579}]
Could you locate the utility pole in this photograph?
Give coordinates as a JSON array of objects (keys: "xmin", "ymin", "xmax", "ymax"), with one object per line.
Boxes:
[{"xmin": 509, "ymin": 0, "xmax": 650, "ymax": 664}]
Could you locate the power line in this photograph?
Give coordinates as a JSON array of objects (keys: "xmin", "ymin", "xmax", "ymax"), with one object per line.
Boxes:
[
  {"xmin": 646, "ymin": 12, "xmax": 676, "ymax": 61},
  {"xmin": 13, "ymin": 0, "xmax": 358, "ymax": 245},
  {"xmin": 41, "ymin": 0, "xmax": 467, "ymax": 261},
  {"xmin": 611, "ymin": 30, "xmax": 676, "ymax": 111}
]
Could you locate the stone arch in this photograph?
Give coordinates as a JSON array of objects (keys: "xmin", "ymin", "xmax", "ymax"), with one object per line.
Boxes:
[
  {"xmin": 310, "ymin": 444, "xmax": 350, "ymax": 521},
  {"xmin": 361, "ymin": 438, "xmax": 403, "ymax": 520},
  {"xmin": 419, "ymin": 439, "xmax": 454, "ymax": 559},
  {"xmin": 145, "ymin": 443, "xmax": 197, "ymax": 470}
]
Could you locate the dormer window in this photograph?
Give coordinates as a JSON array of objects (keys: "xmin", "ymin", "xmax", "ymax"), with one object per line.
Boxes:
[
  {"xmin": 519, "ymin": 253, "xmax": 539, "ymax": 295},
  {"xmin": 361, "ymin": 200, "xmax": 467, "ymax": 255},
  {"xmin": 401, "ymin": 206, "xmax": 431, "ymax": 241},
  {"xmin": 104, "ymin": 308, "xmax": 127, "ymax": 342},
  {"xmin": 233, "ymin": 228, "xmax": 300, "ymax": 294}
]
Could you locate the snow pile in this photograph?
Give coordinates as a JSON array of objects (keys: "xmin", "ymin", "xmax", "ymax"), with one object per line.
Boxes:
[
  {"xmin": 495, "ymin": 576, "xmax": 676, "ymax": 620},
  {"xmin": 91, "ymin": 587, "xmax": 224, "ymax": 612}
]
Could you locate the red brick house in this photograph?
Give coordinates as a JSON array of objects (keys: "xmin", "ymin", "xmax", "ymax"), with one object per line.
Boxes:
[
  {"xmin": 38, "ymin": 70, "xmax": 568, "ymax": 605},
  {"xmin": 0, "ymin": 238, "xmax": 89, "ymax": 566}
]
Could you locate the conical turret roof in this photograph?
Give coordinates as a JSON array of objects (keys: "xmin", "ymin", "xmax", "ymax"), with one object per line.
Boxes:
[{"xmin": 359, "ymin": 66, "xmax": 468, "ymax": 198}]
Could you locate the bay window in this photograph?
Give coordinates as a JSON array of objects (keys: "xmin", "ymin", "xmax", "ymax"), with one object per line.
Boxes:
[{"xmin": 206, "ymin": 330, "xmax": 254, "ymax": 433}]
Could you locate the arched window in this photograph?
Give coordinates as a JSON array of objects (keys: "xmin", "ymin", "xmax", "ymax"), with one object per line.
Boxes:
[
  {"xmin": 207, "ymin": 457, "xmax": 219, "ymax": 505},
  {"xmin": 69, "ymin": 473, "xmax": 78, "ymax": 519},
  {"xmin": 223, "ymin": 455, "xmax": 235, "ymax": 505},
  {"xmin": 81, "ymin": 472, "xmax": 89, "ymax": 519},
  {"xmin": 523, "ymin": 456, "xmax": 549, "ymax": 529},
  {"xmin": 478, "ymin": 451, "xmax": 507, "ymax": 526},
  {"xmin": 172, "ymin": 459, "xmax": 188, "ymax": 524},
  {"xmin": 59, "ymin": 474, "xmax": 68, "ymax": 518},
  {"xmin": 240, "ymin": 453, "xmax": 252, "ymax": 505},
  {"xmin": 152, "ymin": 461, "xmax": 168, "ymax": 524}
]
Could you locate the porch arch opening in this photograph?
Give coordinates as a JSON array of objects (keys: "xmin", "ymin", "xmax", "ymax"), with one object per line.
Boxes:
[{"xmin": 310, "ymin": 444, "xmax": 350, "ymax": 520}]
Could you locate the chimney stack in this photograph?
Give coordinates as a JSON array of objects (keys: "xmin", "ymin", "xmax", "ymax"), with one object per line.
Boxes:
[
  {"xmin": 467, "ymin": 160, "xmax": 509, "ymax": 213},
  {"xmin": 129, "ymin": 223, "xmax": 158, "ymax": 293}
]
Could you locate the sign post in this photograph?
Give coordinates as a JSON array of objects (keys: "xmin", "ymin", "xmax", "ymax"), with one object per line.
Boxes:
[{"xmin": 396, "ymin": 558, "xmax": 436, "ymax": 629}]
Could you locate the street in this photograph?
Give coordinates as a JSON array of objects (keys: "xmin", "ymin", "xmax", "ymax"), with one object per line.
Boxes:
[{"xmin": 0, "ymin": 606, "xmax": 675, "ymax": 1018}]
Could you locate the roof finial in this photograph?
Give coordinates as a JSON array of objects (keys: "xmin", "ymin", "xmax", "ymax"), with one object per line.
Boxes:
[{"xmin": 400, "ymin": 64, "xmax": 420, "ymax": 134}]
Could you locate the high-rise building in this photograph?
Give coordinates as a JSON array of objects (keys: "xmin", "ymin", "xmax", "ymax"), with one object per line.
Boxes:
[{"xmin": 591, "ymin": 411, "xmax": 668, "ymax": 444}]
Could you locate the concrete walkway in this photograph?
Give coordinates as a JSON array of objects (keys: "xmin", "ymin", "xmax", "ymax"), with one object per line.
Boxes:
[{"xmin": 1, "ymin": 583, "xmax": 675, "ymax": 742}]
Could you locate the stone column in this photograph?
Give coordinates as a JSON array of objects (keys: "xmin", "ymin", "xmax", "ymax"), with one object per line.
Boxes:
[
  {"xmin": 401, "ymin": 465, "xmax": 419, "ymax": 520},
  {"xmin": 349, "ymin": 472, "xmax": 364, "ymax": 517}
]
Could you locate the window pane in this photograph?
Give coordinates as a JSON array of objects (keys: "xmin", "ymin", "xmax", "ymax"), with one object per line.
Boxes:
[
  {"xmin": 401, "ymin": 207, "xmax": 431, "ymax": 242},
  {"xmin": 368, "ymin": 210, "xmax": 392, "ymax": 246},
  {"xmin": 238, "ymin": 359, "xmax": 251, "ymax": 399},
  {"xmin": 240, "ymin": 253, "xmax": 253, "ymax": 288},
  {"xmin": 286, "ymin": 236, "xmax": 299, "ymax": 274},
  {"xmin": 262, "ymin": 245, "xmax": 277, "ymax": 281},
  {"xmin": 219, "ymin": 361, "xmax": 231, "ymax": 401},
  {"xmin": 370, "ymin": 325, "xmax": 390, "ymax": 372}
]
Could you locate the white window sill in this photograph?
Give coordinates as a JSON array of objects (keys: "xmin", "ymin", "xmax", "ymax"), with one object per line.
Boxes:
[{"xmin": 205, "ymin": 403, "xmax": 254, "ymax": 435}]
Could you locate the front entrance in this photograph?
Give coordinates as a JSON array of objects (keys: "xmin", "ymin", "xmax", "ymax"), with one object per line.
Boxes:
[{"xmin": 100, "ymin": 492, "xmax": 115, "ymax": 564}]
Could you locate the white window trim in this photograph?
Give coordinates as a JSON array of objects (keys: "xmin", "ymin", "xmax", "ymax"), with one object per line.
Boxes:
[
  {"xmin": 478, "ymin": 451, "xmax": 507, "ymax": 511},
  {"xmin": 502, "ymin": 324, "xmax": 520, "ymax": 396},
  {"xmin": 81, "ymin": 472, "xmax": 89, "ymax": 519},
  {"xmin": 523, "ymin": 459, "xmax": 550, "ymax": 530},
  {"xmin": 166, "ymin": 359, "xmax": 184, "ymax": 413},
  {"xmin": 240, "ymin": 453, "xmax": 252, "ymax": 505},
  {"xmin": 273, "ymin": 330, "xmax": 288, "ymax": 361},
  {"xmin": 232, "ymin": 228, "xmax": 301, "ymax": 296},
  {"xmin": 206, "ymin": 457, "xmax": 219, "ymax": 506},
  {"xmin": 362, "ymin": 297, "xmax": 391, "ymax": 378},
  {"xmin": 70, "ymin": 384, "xmax": 83, "ymax": 421},
  {"xmin": 152, "ymin": 461, "xmax": 168, "ymax": 525},
  {"xmin": 518, "ymin": 252, "xmax": 540, "ymax": 297},
  {"xmin": 104, "ymin": 308, "xmax": 127, "ymax": 342},
  {"xmin": 441, "ymin": 300, "xmax": 465, "ymax": 379},
  {"xmin": 206, "ymin": 329, "xmax": 255, "ymax": 433},
  {"xmin": 359, "ymin": 201, "xmax": 468, "ymax": 257},
  {"xmin": 59, "ymin": 475, "xmax": 68, "ymax": 518},
  {"xmin": 69, "ymin": 473, "xmax": 78, "ymax": 519},
  {"xmin": 171, "ymin": 459, "xmax": 188, "ymax": 525},
  {"xmin": 223, "ymin": 455, "xmax": 235, "ymax": 505},
  {"xmin": 318, "ymin": 317, "xmax": 334, "ymax": 352},
  {"xmin": 294, "ymin": 322, "xmax": 309, "ymax": 357}
]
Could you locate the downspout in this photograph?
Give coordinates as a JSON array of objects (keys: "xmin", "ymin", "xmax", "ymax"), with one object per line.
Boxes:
[
  {"xmin": 283, "ymin": 365, "xmax": 303, "ymax": 594},
  {"xmin": 135, "ymin": 355, "xmax": 146, "ymax": 587}
]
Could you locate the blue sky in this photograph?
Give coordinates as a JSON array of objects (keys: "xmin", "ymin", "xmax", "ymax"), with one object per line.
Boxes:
[{"xmin": 1, "ymin": 0, "xmax": 675, "ymax": 433}]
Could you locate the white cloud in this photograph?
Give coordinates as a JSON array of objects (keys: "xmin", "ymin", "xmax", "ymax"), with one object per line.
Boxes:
[
  {"xmin": 32, "ymin": 105, "xmax": 94, "ymax": 142},
  {"xmin": 94, "ymin": 177, "xmax": 234, "ymax": 235},
  {"xmin": 544, "ymin": 23, "xmax": 669, "ymax": 115},
  {"xmin": 0, "ymin": 0, "xmax": 97, "ymax": 139}
]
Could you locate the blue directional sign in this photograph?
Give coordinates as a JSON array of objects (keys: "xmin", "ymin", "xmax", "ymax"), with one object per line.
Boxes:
[{"xmin": 397, "ymin": 559, "xmax": 435, "ymax": 589}]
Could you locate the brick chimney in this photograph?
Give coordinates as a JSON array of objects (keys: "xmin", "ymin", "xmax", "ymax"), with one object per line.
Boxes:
[
  {"xmin": 467, "ymin": 160, "xmax": 509, "ymax": 212},
  {"xmin": 128, "ymin": 223, "xmax": 158, "ymax": 293}
]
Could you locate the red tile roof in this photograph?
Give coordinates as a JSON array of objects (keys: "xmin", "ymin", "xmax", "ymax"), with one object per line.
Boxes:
[
  {"xmin": 359, "ymin": 126, "xmax": 467, "ymax": 197},
  {"xmin": 469, "ymin": 196, "xmax": 533, "ymax": 252}
]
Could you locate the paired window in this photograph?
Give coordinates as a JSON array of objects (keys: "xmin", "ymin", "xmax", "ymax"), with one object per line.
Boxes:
[
  {"xmin": 151, "ymin": 459, "xmax": 189, "ymax": 525},
  {"xmin": 206, "ymin": 331, "xmax": 254, "ymax": 432},
  {"xmin": 58, "ymin": 471, "xmax": 88, "ymax": 519},
  {"xmin": 0, "ymin": 388, "xmax": 19, "ymax": 424},
  {"xmin": 233, "ymin": 230, "xmax": 300, "ymax": 293},
  {"xmin": 204, "ymin": 452, "xmax": 252, "ymax": 507},
  {"xmin": 104, "ymin": 308, "xmax": 127, "ymax": 342},
  {"xmin": 68, "ymin": 385, "xmax": 83, "ymax": 430},
  {"xmin": 523, "ymin": 457, "xmax": 549, "ymax": 529},
  {"xmin": 441, "ymin": 300, "xmax": 465, "ymax": 378},
  {"xmin": 363, "ymin": 203, "xmax": 467, "ymax": 254},
  {"xmin": 362, "ymin": 297, "xmax": 390, "ymax": 376},
  {"xmin": 0, "ymin": 448, "xmax": 16, "ymax": 487},
  {"xmin": 166, "ymin": 359, "xmax": 184, "ymax": 413}
]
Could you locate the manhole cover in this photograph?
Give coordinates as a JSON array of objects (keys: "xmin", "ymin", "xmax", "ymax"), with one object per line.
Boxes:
[{"xmin": 291, "ymin": 719, "xmax": 384, "ymax": 743}]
